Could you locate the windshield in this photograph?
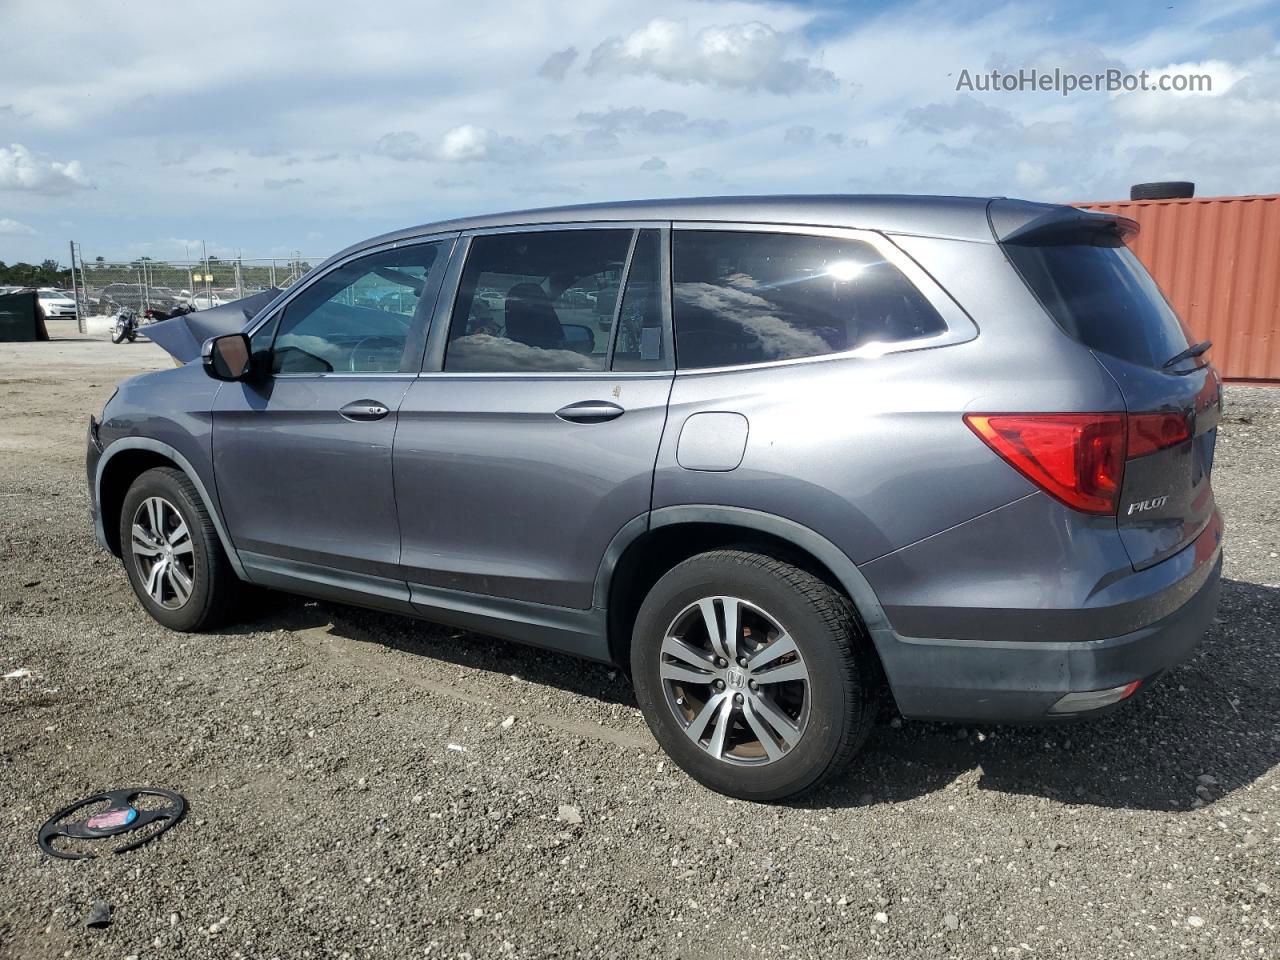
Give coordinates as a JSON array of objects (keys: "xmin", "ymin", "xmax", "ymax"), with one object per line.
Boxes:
[{"xmin": 1004, "ymin": 234, "xmax": 1193, "ymax": 369}]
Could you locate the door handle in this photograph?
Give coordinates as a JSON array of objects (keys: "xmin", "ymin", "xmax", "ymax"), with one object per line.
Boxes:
[
  {"xmin": 555, "ymin": 400, "xmax": 625, "ymax": 423},
  {"xmin": 339, "ymin": 399, "xmax": 390, "ymax": 422}
]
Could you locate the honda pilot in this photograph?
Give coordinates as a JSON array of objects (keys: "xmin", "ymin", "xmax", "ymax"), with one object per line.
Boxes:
[{"xmin": 87, "ymin": 195, "xmax": 1223, "ymax": 800}]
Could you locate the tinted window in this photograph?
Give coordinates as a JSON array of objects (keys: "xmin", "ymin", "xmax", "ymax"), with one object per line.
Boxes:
[
  {"xmin": 1003, "ymin": 236, "xmax": 1191, "ymax": 369},
  {"xmin": 672, "ymin": 231, "xmax": 946, "ymax": 369},
  {"xmin": 612, "ymin": 228, "xmax": 666, "ymax": 372},
  {"xmin": 445, "ymin": 229, "xmax": 632, "ymax": 373},
  {"xmin": 272, "ymin": 243, "xmax": 443, "ymax": 374}
]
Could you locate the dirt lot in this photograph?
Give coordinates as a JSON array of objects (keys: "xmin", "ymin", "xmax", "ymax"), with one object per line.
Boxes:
[{"xmin": 1, "ymin": 322, "xmax": 1277, "ymax": 960}]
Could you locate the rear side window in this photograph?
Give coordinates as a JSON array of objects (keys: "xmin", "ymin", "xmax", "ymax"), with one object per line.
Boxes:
[
  {"xmin": 1003, "ymin": 236, "xmax": 1191, "ymax": 369},
  {"xmin": 671, "ymin": 230, "xmax": 946, "ymax": 370},
  {"xmin": 445, "ymin": 229, "xmax": 633, "ymax": 373}
]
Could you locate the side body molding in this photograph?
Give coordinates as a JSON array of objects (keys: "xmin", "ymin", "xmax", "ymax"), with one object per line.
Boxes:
[{"xmin": 95, "ymin": 438, "xmax": 248, "ymax": 579}]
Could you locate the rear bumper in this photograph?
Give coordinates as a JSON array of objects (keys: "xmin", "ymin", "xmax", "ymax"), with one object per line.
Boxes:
[{"xmin": 872, "ymin": 544, "xmax": 1222, "ymax": 723}]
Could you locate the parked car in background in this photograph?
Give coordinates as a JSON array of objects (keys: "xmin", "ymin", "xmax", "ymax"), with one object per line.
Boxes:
[
  {"xmin": 96, "ymin": 283, "xmax": 181, "ymax": 317},
  {"xmin": 188, "ymin": 291, "xmax": 226, "ymax": 310},
  {"xmin": 36, "ymin": 288, "xmax": 78, "ymax": 319},
  {"xmin": 87, "ymin": 195, "xmax": 1223, "ymax": 801}
]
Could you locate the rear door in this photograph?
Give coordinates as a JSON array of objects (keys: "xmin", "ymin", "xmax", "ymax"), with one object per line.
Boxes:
[
  {"xmin": 1001, "ymin": 225, "xmax": 1222, "ymax": 569},
  {"xmin": 394, "ymin": 224, "xmax": 673, "ymax": 609}
]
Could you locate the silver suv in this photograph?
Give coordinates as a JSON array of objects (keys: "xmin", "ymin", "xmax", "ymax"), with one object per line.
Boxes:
[{"xmin": 87, "ymin": 196, "xmax": 1224, "ymax": 800}]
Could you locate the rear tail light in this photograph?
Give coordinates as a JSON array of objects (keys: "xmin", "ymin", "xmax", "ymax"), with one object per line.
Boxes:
[
  {"xmin": 1127, "ymin": 412, "xmax": 1190, "ymax": 458},
  {"xmin": 965, "ymin": 414, "xmax": 1125, "ymax": 514},
  {"xmin": 965, "ymin": 411, "xmax": 1193, "ymax": 515}
]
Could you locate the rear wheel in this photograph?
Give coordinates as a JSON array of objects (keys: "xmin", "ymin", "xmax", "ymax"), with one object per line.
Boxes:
[
  {"xmin": 631, "ymin": 550, "xmax": 878, "ymax": 801},
  {"xmin": 118, "ymin": 467, "xmax": 240, "ymax": 631}
]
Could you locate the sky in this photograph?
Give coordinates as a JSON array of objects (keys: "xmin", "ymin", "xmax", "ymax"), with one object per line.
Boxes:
[{"xmin": 1, "ymin": 0, "xmax": 1278, "ymax": 265}]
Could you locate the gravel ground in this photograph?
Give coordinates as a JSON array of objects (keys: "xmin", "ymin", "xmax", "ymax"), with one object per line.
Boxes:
[{"xmin": 1, "ymin": 323, "xmax": 1277, "ymax": 960}]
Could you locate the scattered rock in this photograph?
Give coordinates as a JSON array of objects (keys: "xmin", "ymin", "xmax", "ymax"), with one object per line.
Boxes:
[
  {"xmin": 83, "ymin": 900, "xmax": 112, "ymax": 929},
  {"xmin": 1187, "ymin": 915, "xmax": 1205, "ymax": 928},
  {"xmin": 557, "ymin": 804, "xmax": 582, "ymax": 825},
  {"xmin": 943, "ymin": 913, "xmax": 960, "ymax": 931},
  {"xmin": 500, "ymin": 715, "xmax": 516, "ymax": 730},
  {"xmin": 873, "ymin": 911, "xmax": 888, "ymax": 924}
]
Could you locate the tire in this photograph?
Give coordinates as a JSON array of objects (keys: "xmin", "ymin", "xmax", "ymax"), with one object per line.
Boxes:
[
  {"xmin": 111, "ymin": 325, "xmax": 127, "ymax": 344},
  {"xmin": 117, "ymin": 466, "xmax": 241, "ymax": 631},
  {"xmin": 630, "ymin": 550, "xmax": 879, "ymax": 801},
  {"xmin": 1129, "ymin": 181, "xmax": 1194, "ymax": 200}
]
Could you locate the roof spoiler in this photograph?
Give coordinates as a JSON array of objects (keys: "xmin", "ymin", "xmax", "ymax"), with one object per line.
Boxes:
[{"xmin": 987, "ymin": 198, "xmax": 1138, "ymax": 246}]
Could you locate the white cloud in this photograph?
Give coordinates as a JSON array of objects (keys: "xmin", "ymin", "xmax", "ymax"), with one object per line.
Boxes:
[
  {"xmin": 375, "ymin": 131, "xmax": 432, "ymax": 161},
  {"xmin": 1112, "ymin": 56, "xmax": 1280, "ymax": 129},
  {"xmin": 901, "ymin": 95, "xmax": 1019, "ymax": 135},
  {"xmin": 585, "ymin": 18, "xmax": 838, "ymax": 94},
  {"xmin": 437, "ymin": 125, "xmax": 539, "ymax": 164},
  {"xmin": 0, "ymin": 217, "xmax": 36, "ymax": 235},
  {"xmin": 575, "ymin": 107, "xmax": 726, "ymax": 136},
  {"xmin": 538, "ymin": 46, "xmax": 578, "ymax": 81},
  {"xmin": 0, "ymin": 143, "xmax": 92, "ymax": 194},
  {"xmin": 1014, "ymin": 160, "xmax": 1049, "ymax": 188}
]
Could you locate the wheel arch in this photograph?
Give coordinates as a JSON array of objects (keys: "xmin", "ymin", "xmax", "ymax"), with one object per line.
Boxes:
[
  {"xmin": 600, "ymin": 505, "xmax": 897, "ymax": 675},
  {"xmin": 96, "ymin": 439, "xmax": 246, "ymax": 579}
]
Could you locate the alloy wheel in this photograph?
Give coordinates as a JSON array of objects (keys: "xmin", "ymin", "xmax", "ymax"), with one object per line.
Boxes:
[
  {"xmin": 659, "ymin": 597, "xmax": 810, "ymax": 765},
  {"xmin": 130, "ymin": 496, "xmax": 195, "ymax": 610}
]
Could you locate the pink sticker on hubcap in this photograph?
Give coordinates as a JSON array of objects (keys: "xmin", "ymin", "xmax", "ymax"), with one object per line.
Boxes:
[{"xmin": 86, "ymin": 807, "xmax": 137, "ymax": 830}]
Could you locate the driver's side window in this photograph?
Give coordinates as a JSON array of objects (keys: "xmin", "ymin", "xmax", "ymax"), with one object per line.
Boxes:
[{"xmin": 269, "ymin": 242, "xmax": 444, "ymax": 374}]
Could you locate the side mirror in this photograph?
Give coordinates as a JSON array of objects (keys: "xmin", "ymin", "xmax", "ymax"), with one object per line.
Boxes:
[{"xmin": 202, "ymin": 333, "xmax": 253, "ymax": 381}]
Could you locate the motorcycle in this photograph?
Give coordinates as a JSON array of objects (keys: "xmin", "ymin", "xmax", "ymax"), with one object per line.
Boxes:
[{"xmin": 110, "ymin": 306, "xmax": 139, "ymax": 344}]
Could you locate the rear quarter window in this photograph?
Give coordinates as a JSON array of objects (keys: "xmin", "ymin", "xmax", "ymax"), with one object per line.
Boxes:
[
  {"xmin": 672, "ymin": 230, "xmax": 947, "ymax": 370},
  {"xmin": 1002, "ymin": 236, "xmax": 1192, "ymax": 369}
]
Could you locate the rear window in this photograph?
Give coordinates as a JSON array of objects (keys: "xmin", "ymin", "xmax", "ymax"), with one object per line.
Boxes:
[
  {"xmin": 672, "ymin": 230, "xmax": 946, "ymax": 370},
  {"xmin": 1003, "ymin": 235, "xmax": 1192, "ymax": 369}
]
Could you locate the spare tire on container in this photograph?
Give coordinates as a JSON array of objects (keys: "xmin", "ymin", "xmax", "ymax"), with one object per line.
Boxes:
[{"xmin": 1130, "ymin": 181, "xmax": 1194, "ymax": 200}]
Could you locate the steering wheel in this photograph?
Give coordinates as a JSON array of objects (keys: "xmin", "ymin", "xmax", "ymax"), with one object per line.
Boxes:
[{"xmin": 349, "ymin": 336, "xmax": 404, "ymax": 372}]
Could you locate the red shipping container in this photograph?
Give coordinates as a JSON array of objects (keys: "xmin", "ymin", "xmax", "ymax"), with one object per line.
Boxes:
[{"xmin": 1075, "ymin": 194, "xmax": 1280, "ymax": 382}]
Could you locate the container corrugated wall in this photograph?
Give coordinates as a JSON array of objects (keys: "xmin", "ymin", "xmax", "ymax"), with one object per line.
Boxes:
[{"xmin": 1074, "ymin": 194, "xmax": 1280, "ymax": 382}]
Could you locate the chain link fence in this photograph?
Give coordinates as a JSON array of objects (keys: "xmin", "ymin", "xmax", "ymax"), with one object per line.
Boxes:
[{"xmin": 67, "ymin": 243, "xmax": 323, "ymax": 333}]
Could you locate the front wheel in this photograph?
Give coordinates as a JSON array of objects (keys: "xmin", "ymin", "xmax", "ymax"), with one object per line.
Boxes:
[
  {"xmin": 631, "ymin": 550, "xmax": 879, "ymax": 801},
  {"xmin": 118, "ymin": 467, "xmax": 240, "ymax": 631},
  {"xmin": 111, "ymin": 324, "xmax": 128, "ymax": 344}
]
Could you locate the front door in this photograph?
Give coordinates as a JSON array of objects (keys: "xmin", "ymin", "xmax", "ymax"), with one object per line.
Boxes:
[
  {"xmin": 394, "ymin": 225, "xmax": 673, "ymax": 609},
  {"xmin": 212, "ymin": 237, "xmax": 454, "ymax": 581}
]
